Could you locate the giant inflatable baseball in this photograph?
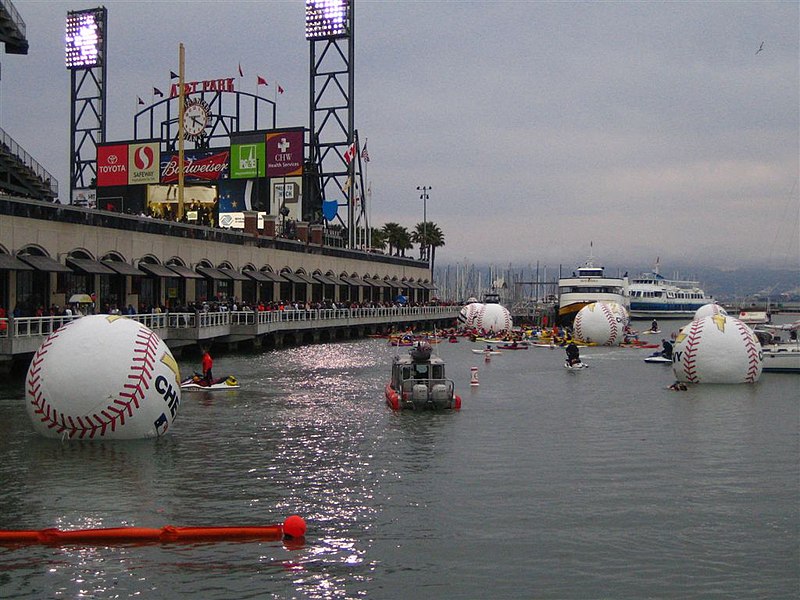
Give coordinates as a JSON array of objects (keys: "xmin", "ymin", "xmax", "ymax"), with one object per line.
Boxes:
[
  {"xmin": 458, "ymin": 302, "xmax": 513, "ymax": 333},
  {"xmin": 26, "ymin": 315, "xmax": 182, "ymax": 440},
  {"xmin": 672, "ymin": 314, "xmax": 762, "ymax": 384},
  {"xmin": 573, "ymin": 302, "xmax": 628, "ymax": 346}
]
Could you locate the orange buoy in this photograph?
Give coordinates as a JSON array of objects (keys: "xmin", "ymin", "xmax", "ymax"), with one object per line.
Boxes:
[
  {"xmin": 282, "ymin": 515, "xmax": 307, "ymax": 538},
  {"xmin": 0, "ymin": 519, "xmax": 300, "ymax": 545}
]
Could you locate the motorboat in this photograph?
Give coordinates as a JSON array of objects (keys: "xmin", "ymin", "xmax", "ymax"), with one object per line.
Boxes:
[
  {"xmin": 385, "ymin": 342, "xmax": 462, "ymax": 410},
  {"xmin": 644, "ymin": 353, "xmax": 673, "ymax": 365},
  {"xmin": 181, "ymin": 374, "xmax": 240, "ymax": 390},
  {"xmin": 557, "ymin": 254, "xmax": 628, "ymax": 325},
  {"xmin": 628, "ymin": 261, "xmax": 714, "ymax": 319},
  {"xmin": 755, "ymin": 321, "xmax": 800, "ymax": 373}
]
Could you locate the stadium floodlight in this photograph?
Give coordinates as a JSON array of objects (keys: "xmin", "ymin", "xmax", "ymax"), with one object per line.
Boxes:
[
  {"xmin": 65, "ymin": 8, "xmax": 104, "ymax": 69},
  {"xmin": 305, "ymin": 0, "xmax": 350, "ymax": 40}
]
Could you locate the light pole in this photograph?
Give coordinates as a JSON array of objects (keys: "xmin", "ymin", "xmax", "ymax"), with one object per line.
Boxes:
[{"xmin": 416, "ymin": 186, "xmax": 431, "ymax": 262}]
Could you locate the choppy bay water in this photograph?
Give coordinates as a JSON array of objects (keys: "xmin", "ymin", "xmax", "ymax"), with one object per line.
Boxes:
[{"xmin": 0, "ymin": 319, "xmax": 797, "ymax": 599}]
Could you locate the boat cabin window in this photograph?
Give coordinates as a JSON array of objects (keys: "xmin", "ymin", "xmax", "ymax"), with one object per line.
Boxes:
[
  {"xmin": 413, "ymin": 364, "xmax": 429, "ymax": 379},
  {"xmin": 431, "ymin": 365, "xmax": 444, "ymax": 379},
  {"xmin": 402, "ymin": 366, "xmax": 411, "ymax": 380}
]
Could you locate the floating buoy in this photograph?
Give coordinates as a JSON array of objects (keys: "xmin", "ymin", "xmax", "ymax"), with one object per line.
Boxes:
[
  {"xmin": 470, "ymin": 366, "xmax": 479, "ymax": 386},
  {"xmin": 282, "ymin": 515, "xmax": 307, "ymax": 538},
  {"xmin": 0, "ymin": 516, "xmax": 305, "ymax": 545}
]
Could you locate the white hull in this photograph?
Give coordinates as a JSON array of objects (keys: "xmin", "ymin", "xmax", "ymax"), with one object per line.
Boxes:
[
  {"xmin": 557, "ymin": 259, "xmax": 628, "ymax": 323},
  {"xmin": 761, "ymin": 344, "xmax": 800, "ymax": 373},
  {"xmin": 628, "ymin": 270, "xmax": 713, "ymax": 319}
]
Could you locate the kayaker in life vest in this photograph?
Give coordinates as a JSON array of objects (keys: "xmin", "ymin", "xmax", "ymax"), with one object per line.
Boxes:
[
  {"xmin": 201, "ymin": 349, "xmax": 214, "ymax": 386},
  {"xmin": 565, "ymin": 341, "xmax": 580, "ymax": 366}
]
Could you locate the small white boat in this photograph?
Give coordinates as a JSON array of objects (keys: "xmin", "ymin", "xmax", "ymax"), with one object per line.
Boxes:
[
  {"xmin": 761, "ymin": 343, "xmax": 800, "ymax": 373},
  {"xmin": 754, "ymin": 322, "xmax": 799, "ymax": 373},
  {"xmin": 644, "ymin": 353, "xmax": 672, "ymax": 365},
  {"xmin": 181, "ymin": 374, "xmax": 240, "ymax": 390}
]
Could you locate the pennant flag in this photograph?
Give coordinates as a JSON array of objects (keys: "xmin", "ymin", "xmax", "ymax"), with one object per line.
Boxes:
[
  {"xmin": 137, "ymin": 97, "xmax": 145, "ymax": 106},
  {"xmin": 361, "ymin": 140, "xmax": 370, "ymax": 162},
  {"xmin": 257, "ymin": 75, "xmax": 268, "ymax": 86},
  {"xmin": 342, "ymin": 176, "xmax": 352, "ymax": 194},
  {"xmin": 170, "ymin": 70, "xmax": 179, "ymax": 80},
  {"xmin": 343, "ymin": 142, "xmax": 356, "ymax": 164},
  {"xmin": 153, "ymin": 87, "xmax": 164, "ymax": 97},
  {"xmin": 238, "ymin": 63, "xmax": 244, "ymax": 77},
  {"xmin": 277, "ymin": 84, "xmax": 284, "ymax": 94}
]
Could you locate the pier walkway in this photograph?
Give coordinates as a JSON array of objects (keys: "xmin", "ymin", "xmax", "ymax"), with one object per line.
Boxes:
[{"xmin": 0, "ymin": 305, "xmax": 460, "ymax": 371}]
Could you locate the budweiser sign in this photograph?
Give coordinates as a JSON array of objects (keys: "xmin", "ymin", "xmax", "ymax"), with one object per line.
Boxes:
[{"xmin": 161, "ymin": 150, "xmax": 230, "ymax": 183}]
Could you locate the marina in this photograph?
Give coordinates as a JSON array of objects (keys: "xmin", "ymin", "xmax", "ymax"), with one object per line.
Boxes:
[
  {"xmin": 0, "ymin": 0, "xmax": 796, "ymax": 598},
  {"xmin": 1, "ymin": 319, "xmax": 797, "ymax": 598}
]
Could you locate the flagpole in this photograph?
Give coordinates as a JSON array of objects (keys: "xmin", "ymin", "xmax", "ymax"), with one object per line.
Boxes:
[{"xmin": 178, "ymin": 42, "xmax": 185, "ymax": 221}]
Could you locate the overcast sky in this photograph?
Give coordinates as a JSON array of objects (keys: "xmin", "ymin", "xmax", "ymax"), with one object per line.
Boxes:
[{"xmin": 2, "ymin": 0, "xmax": 798, "ymax": 271}]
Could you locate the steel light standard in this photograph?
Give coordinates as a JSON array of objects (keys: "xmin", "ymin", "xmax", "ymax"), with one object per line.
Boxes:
[{"xmin": 416, "ymin": 186, "xmax": 431, "ymax": 262}]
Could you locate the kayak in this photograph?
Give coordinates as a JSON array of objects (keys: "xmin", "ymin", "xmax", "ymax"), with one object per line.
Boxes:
[
  {"xmin": 180, "ymin": 375, "xmax": 240, "ymax": 390},
  {"xmin": 471, "ymin": 349, "xmax": 502, "ymax": 355},
  {"xmin": 496, "ymin": 344, "xmax": 528, "ymax": 350}
]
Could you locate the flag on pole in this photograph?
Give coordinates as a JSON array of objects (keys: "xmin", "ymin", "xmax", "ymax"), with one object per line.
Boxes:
[
  {"xmin": 137, "ymin": 97, "xmax": 145, "ymax": 105},
  {"xmin": 238, "ymin": 63, "xmax": 244, "ymax": 77},
  {"xmin": 257, "ymin": 75, "xmax": 268, "ymax": 86},
  {"xmin": 361, "ymin": 139, "xmax": 370, "ymax": 162},
  {"xmin": 343, "ymin": 142, "xmax": 356, "ymax": 164},
  {"xmin": 342, "ymin": 176, "xmax": 352, "ymax": 194},
  {"xmin": 170, "ymin": 70, "xmax": 179, "ymax": 80},
  {"xmin": 153, "ymin": 87, "xmax": 164, "ymax": 97},
  {"xmin": 277, "ymin": 84, "xmax": 284, "ymax": 94}
]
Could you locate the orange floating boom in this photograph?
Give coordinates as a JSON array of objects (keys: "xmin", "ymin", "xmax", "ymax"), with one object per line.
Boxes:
[{"xmin": 0, "ymin": 524, "xmax": 286, "ymax": 545}]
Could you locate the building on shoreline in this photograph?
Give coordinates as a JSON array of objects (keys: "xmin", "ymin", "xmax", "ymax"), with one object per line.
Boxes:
[{"xmin": 0, "ymin": 195, "xmax": 435, "ymax": 317}]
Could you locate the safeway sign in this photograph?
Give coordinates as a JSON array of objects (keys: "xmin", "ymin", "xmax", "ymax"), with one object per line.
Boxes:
[{"xmin": 129, "ymin": 143, "xmax": 160, "ymax": 184}]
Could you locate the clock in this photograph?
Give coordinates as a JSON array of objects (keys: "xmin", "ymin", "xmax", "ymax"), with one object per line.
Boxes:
[{"xmin": 183, "ymin": 98, "xmax": 210, "ymax": 141}]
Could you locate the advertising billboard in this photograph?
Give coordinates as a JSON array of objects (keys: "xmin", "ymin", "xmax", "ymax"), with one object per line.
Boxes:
[
  {"xmin": 230, "ymin": 142, "xmax": 265, "ymax": 179},
  {"xmin": 266, "ymin": 129, "xmax": 304, "ymax": 177},
  {"xmin": 160, "ymin": 148, "xmax": 230, "ymax": 184},
  {"xmin": 128, "ymin": 143, "xmax": 160, "ymax": 184},
  {"xmin": 97, "ymin": 144, "xmax": 129, "ymax": 187}
]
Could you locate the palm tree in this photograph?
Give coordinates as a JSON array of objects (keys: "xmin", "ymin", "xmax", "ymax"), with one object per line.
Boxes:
[
  {"xmin": 395, "ymin": 227, "xmax": 413, "ymax": 257},
  {"xmin": 425, "ymin": 222, "xmax": 445, "ymax": 277},
  {"xmin": 381, "ymin": 222, "xmax": 403, "ymax": 256},
  {"xmin": 369, "ymin": 227, "xmax": 388, "ymax": 253},
  {"xmin": 412, "ymin": 222, "xmax": 428, "ymax": 260}
]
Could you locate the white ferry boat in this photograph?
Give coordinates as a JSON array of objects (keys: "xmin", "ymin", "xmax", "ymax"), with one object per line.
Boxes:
[
  {"xmin": 557, "ymin": 258, "xmax": 628, "ymax": 324},
  {"xmin": 628, "ymin": 264, "xmax": 714, "ymax": 319}
]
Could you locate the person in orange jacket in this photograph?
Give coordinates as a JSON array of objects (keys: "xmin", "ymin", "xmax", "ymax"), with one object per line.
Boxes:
[{"xmin": 201, "ymin": 348, "xmax": 213, "ymax": 386}]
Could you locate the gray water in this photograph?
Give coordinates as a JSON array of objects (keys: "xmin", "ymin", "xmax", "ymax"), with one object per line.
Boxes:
[{"xmin": 0, "ymin": 320, "xmax": 798, "ymax": 599}]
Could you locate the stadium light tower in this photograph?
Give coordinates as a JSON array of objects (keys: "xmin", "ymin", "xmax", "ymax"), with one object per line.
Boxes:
[
  {"xmin": 66, "ymin": 7, "xmax": 107, "ymax": 205},
  {"xmin": 306, "ymin": 0, "xmax": 365, "ymax": 249}
]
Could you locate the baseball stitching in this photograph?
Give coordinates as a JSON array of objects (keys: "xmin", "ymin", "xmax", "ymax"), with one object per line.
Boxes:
[
  {"xmin": 28, "ymin": 324, "xmax": 161, "ymax": 439},
  {"xmin": 680, "ymin": 319, "xmax": 704, "ymax": 382},
  {"xmin": 734, "ymin": 319, "xmax": 761, "ymax": 383}
]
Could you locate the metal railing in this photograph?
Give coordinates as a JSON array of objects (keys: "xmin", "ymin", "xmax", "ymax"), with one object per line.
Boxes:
[{"xmin": 1, "ymin": 305, "xmax": 458, "ymax": 342}]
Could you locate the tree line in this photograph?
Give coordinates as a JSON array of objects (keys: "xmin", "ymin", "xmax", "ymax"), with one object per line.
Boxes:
[{"xmin": 367, "ymin": 221, "xmax": 445, "ymax": 273}]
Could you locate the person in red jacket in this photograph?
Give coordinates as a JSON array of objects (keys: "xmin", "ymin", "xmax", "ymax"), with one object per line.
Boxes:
[{"xmin": 201, "ymin": 349, "xmax": 213, "ymax": 386}]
